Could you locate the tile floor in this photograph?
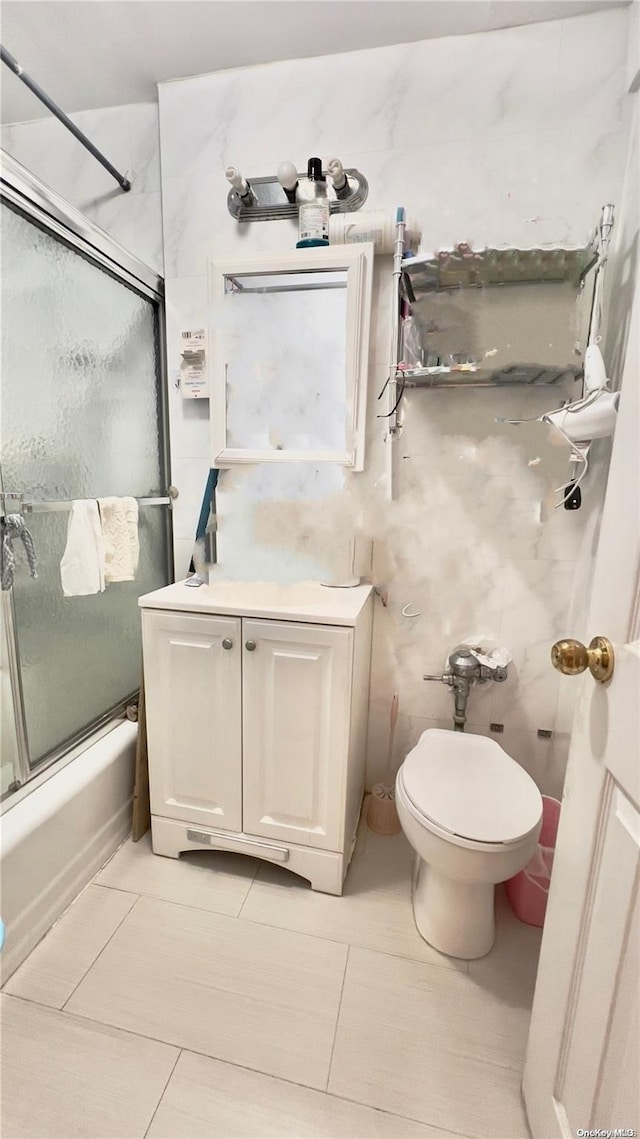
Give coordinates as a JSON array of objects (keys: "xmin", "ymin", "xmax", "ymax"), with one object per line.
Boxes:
[{"xmin": 1, "ymin": 813, "xmax": 542, "ymax": 1139}]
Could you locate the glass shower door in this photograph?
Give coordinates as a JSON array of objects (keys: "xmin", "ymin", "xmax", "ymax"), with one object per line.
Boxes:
[
  {"xmin": 1, "ymin": 199, "xmax": 170, "ymax": 774},
  {"xmin": 1, "ymin": 598, "xmax": 23, "ymax": 795}
]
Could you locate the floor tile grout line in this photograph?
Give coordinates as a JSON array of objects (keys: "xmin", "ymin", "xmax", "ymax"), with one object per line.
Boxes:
[
  {"xmin": 143, "ymin": 1048, "xmax": 182, "ymax": 1139},
  {"xmin": 8, "ymin": 877, "xmax": 534, "ymax": 999},
  {"xmin": 60, "ymin": 893, "xmax": 143, "ymax": 1012},
  {"xmin": 2, "ymin": 991, "xmax": 528, "ymax": 1131},
  {"xmin": 325, "ymin": 944, "xmax": 350, "ymax": 1093},
  {"xmin": 91, "ymin": 882, "xmax": 144, "ymax": 901},
  {"xmin": 5, "ymin": 992, "xmax": 381, "ymax": 1091},
  {"xmin": 0, "ymin": 877, "xmax": 133, "ymax": 991},
  {"xmin": 236, "ymin": 860, "xmax": 262, "ymax": 919},
  {"xmin": 320, "ymin": 1082, "xmax": 497, "ymax": 1139},
  {"xmin": 92, "ymin": 831, "xmax": 132, "ymax": 879},
  {"xmin": 1, "ymin": 885, "xmax": 140, "ymax": 997},
  {"xmin": 235, "ymin": 908, "xmax": 470, "ymax": 975},
  {"xmin": 9, "ymin": 851, "xmax": 466, "ymax": 978},
  {"xmin": 15, "ymin": 876, "xmax": 478, "ymax": 984},
  {"xmin": 3, "ymin": 992, "xmax": 189, "ymax": 1057},
  {"xmin": 109, "ymin": 882, "xmax": 469, "ymax": 974},
  {"xmin": 89, "ymin": 880, "xmax": 261, "ymax": 922},
  {"xmin": 5, "ymin": 984, "xmax": 529, "ymax": 1078}
]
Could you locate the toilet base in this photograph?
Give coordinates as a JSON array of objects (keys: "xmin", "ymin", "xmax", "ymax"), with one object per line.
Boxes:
[{"xmin": 413, "ymin": 858, "xmax": 496, "ymax": 959}]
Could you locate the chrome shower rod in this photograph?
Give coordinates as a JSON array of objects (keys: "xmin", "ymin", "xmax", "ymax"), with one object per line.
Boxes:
[{"xmin": 0, "ymin": 44, "xmax": 131, "ymax": 192}]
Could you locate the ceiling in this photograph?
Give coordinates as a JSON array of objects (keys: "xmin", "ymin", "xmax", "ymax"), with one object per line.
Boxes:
[{"xmin": 0, "ymin": 0, "xmax": 630, "ymax": 124}]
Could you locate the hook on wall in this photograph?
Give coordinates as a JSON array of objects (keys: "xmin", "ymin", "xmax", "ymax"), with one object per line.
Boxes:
[{"xmin": 401, "ymin": 602, "xmax": 421, "ymax": 618}]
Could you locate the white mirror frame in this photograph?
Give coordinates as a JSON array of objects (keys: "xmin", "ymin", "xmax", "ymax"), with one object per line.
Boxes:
[{"xmin": 208, "ymin": 243, "xmax": 374, "ymax": 470}]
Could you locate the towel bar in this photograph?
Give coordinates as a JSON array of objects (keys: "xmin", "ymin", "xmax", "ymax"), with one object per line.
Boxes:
[{"xmin": 2, "ymin": 496, "xmax": 172, "ymax": 514}]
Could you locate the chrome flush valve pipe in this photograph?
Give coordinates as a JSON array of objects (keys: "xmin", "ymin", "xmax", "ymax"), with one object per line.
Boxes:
[
  {"xmin": 453, "ymin": 677, "xmax": 471, "ymax": 732},
  {"xmin": 423, "ymin": 646, "xmax": 508, "ymax": 733}
]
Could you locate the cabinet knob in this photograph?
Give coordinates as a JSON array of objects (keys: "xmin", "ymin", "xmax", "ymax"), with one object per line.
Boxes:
[
  {"xmin": 245, "ymin": 640, "xmax": 257, "ymax": 652},
  {"xmin": 222, "ymin": 638, "xmax": 233, "ymax": 650}
]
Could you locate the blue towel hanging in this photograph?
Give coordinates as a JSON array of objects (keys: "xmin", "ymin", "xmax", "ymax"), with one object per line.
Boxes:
[
  {"xmin": 189, "ymin": 469, "xmax": 219, "ymax": 574},
  {"xmin": 195, "ymin": 469, "xmax": 218, "ymax": 541}
]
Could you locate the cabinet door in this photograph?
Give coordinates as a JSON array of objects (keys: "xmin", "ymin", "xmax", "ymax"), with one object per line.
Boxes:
[
  {"xmin": 142, "ymin": 610, "xmax": 242, "ymax": 831},
  {"xmin": 242, "ymin": 619, "xmax": 353, "ymax": 851}
]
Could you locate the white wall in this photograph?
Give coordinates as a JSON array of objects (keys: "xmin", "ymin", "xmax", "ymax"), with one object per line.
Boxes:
[
  {"xmin": 159, "ymin": 8, "xmax": 631, "ymax": 795},
  {"xmin": 1, "ymin": 103, "xmax": 163, "ymax": 273},
  {"xmin": 556, "ymin": 73, "xmax": 639, "ymax": 752},
  {"xmin": 0, "ymin": 9, "xmax": 632, "ymax": 796}
]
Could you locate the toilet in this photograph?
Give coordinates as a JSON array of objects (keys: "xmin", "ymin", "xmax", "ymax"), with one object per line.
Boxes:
[{"xmin": 396, "ymin": 728, "xmax": 543, "ymax": 959}]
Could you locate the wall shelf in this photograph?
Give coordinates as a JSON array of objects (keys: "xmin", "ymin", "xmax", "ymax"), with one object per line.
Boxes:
[
  {"xmin": 402, "ymin": 364, "xmax": 580, "ymax": 389},
  {"xmin": 399, "ymin": 241, "xmax": 598, "ymax": 391},
  {"xmin": 402, "ymin": 244, "xmax": 598, "ymax": 300}
]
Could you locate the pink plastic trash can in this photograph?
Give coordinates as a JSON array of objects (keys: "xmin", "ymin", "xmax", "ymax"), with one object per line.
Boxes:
[{"xmin": 505, "ymin": 796, "xmax": 561, "ymax": 928}]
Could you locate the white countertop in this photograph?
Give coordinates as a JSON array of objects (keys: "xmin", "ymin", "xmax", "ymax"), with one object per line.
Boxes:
[{"xmin": 138, "ymin": 580, "xmax": 373, "ymax": 626}]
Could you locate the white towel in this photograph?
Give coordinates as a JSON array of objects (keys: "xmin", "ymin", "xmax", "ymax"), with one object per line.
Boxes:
[
  {"xmin": 60, "ymin": 500, "xmax": 105, "ymax": 597},
  {"xmin": 98, "ymin": 496, "xmax": 139, "ymax": 582}
]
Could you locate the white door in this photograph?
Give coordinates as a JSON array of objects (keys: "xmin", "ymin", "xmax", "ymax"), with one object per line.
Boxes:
[
  {"xmin": 522, "ymin": 139, "xmax": 640, "ymax": 1133},
  {"xmin": 142, "ymin": 610, "xmax": 242, "ymax": 831},
  {"xmin": 242, "ymin": 619, "xmax": 353, "ymax": 850}
]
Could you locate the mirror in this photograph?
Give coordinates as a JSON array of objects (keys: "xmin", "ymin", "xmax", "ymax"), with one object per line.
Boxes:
[{"xmin": 209, "ymin": 245, "xmax": 374, "ymax": 468}]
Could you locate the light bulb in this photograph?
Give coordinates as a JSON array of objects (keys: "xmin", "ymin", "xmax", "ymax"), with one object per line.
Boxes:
[
  {"xmin": 225, "ymin": 165, "xmax": 250, "ymax": 194},
  {"xmin": 327, "ymin": 157, "xmax": 347, "ymax": 191},
  {"xmin": 277, "ymin": 161, "xmax": 298, "ymax": 191},
  {"xmin": 225, "ymin": 165, "xmax": 243, "ymax": 189}
]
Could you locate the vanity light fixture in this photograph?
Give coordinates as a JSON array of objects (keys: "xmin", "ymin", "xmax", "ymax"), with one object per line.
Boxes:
[{"xmin": 225, "ymin": 158, "xmax": 368, "ymax": 221}]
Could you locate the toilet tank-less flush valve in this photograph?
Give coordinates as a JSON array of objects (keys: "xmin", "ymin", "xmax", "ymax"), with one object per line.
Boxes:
[{"xmin": 423, "ymin": 646, "xmax": 508, "ymax": 733}]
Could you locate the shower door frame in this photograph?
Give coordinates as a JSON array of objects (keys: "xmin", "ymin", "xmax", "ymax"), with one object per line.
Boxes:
[{"xmin": 0, "ymin": 150, "xmax": 172, "ymax": 797}]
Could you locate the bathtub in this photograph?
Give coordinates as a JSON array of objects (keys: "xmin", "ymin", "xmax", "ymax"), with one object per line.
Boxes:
[{"xmin": 0, "ymin": 720, "xmax": 136, "ymax": 984}]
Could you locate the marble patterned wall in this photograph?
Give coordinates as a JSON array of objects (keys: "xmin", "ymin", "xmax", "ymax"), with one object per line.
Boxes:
[
  {"xmin": 1, "ymin": 9, "xmax": 631, "ymax": 795},
  {"xmin": 158, "ymin": 7, "xmax": 632, "ymax": 795},
  {"xmin": 1, "ymin": 103, "xmax": 163, "ymax": 273}
]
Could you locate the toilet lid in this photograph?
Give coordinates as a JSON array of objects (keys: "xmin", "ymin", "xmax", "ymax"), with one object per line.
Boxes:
[{"xmin": 401, "ymin": 729, "xmax": 542, "ymax": 844}]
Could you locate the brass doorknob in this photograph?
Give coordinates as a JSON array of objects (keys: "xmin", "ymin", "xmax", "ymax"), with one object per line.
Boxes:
[{"xmin": 551, "ymin": 636, "xmax": 614, "ymax": 683}]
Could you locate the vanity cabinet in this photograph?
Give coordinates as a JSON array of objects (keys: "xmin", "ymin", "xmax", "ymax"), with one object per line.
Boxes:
[
  {"xmin": 139, "ymin": 582, "xmax": 373, "ymax": 894},
  {"xmin": 142, "ymin": 611, "xmax": 243, "ymax": 833}
]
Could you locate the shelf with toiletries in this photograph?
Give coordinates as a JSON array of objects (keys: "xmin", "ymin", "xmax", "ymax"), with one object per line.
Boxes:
[
  {"xmin": 392, "ymin": 208, "xmax": 617, "ymax": 511},
  {"xmin": 397, "ymin": 242, "xmax": 598, "ymax": 390}
]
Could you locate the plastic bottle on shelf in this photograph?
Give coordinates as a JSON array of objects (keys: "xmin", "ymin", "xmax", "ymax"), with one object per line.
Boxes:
[{"xmin": 296, "ymin": 158, "xmax": 330, "ymax": 248}]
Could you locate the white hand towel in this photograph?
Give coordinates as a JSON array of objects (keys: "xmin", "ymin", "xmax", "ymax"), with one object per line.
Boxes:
[
  {"xmin": 60, "ymin": 500, "xmax": 105, "ymax": 597},
  {"xmin": 98, "ymin": 496, "xmax": 139, "ymax": 582}
]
